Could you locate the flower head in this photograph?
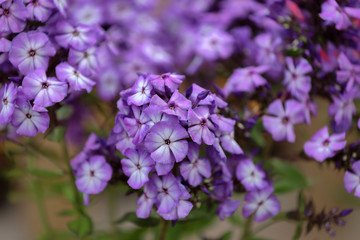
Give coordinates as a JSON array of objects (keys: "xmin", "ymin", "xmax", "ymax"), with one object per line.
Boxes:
[
  {"xmin": 9, "ymin": 31, "xmax": 56, "ymax": 74},
  {"xmin": 242, "ymin": 186, "xmax": 280, "ymax": 222},
  {"xmin": 75, "ymin": 155, "xmax": 112, "ymax": 194},
  {"xmin": 24, "ymin": 0, "xmax": 54, "ymax": 22},
  {"xmin": 0, "ymin": 0, "xmax": 27, "ymax": 33},
  {"xmin": 0, "ymin": 82, "xmax": 17, "ymax": 124},
  {"xmin": 236, "ymin": 158, "xmax": 268, "ymax": 191},
  {"xmin": 304, "ymin": 126, "xmax": 346, "ymax": 162},
  {"xmin": 344, "ymin": 161, "xmax": 360, "ymax": 198}
]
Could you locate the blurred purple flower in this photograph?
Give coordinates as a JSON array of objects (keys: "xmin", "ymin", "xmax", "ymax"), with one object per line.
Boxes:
[
  {"xmin": 344, "ymin": 161, "xmax": 360, "ymax": 198},
  {"xmin": 24, "ymin": 0, "xmax": 54, "ymax": 22},
  {"xmin": 0, "ymin": 82, "xmax": 17, "ymax": 124},
  {"xmin": 0, "ymin": 0, "xmax": 27, "ymax": 33},
  {"xmin": 236, "ymin": 158, "xmax": 268, "ymax": 191}
]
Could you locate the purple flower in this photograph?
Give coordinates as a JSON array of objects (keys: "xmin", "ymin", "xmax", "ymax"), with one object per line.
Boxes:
[
  {"xmin": 180, "ymin": 143, "xmax": 211, "ymax": 187},
  {"xmin": 136, "ymin": 181, "xmax": 157, "ymax": 218},
  {"xmin": 68, "ymin": 47, "xmax": 98, "ymax": 76},
  {"xmin": 319, "ymin": 0, "xmax": 360, "ymax": 30},
  {"xmin": 124, "ymin": 106, "xmax": 151, "ymax": 145},
  {"xmin": 304, "ymin": 126, "xmax": 346, "ymax": 162},
  {"xmin": 242, "ymin": 186, "xmax": 280, "ymax": 222},
  {"xmin": 127, "ymin": 74, "xmax": 153, "ymax": 106},
  {"xmin": 344, "ymin": 161, "xmax": 360, "ymax": 198},
  {"xmin": 11, "ymin": 101, "xmax": 49, "ymax": 137},
  {"xmin": 0, "ymin": 82, "xmax": 17, "ymax": 124},
  {"xmin": 336, "ymin": 53, "xmax": 360, "ymax": 91},
  {"xmin": 236, "ymin": 158, "xmax": 268, "ymax": 191},
  {"xmin": 56, "ymin": 62, "xmax": 95, "ymax": 93},
  {"xmin": 219, "ymin": 131, "xmax": 243, "ymax": 154},
  {"xmin": 299, "ymin": 97, "xmax": 317, "ymax": 125},
  {"xmin": 224, "ymin": 66, "xmax": 268, "ymax": 95},
  {"xmin": 150, "ymin": 90, "xmax": 192, "ymax": 121},
  {"xmin": 145, "ymin": 120, "xmax": 188, "ymax": 165},
  {"xmin": 283, "ymin": 57, "xmax": 312, "ymax": 99},
  {"xmin": 9, "ymin": 31, "xmax": 56, "ymax": 75},
  {"xmin": 263, "ymin": 99, "xmax": 303, "ymax": 142},
  {"xmin": 159, "ymin": 183, "xmax": 193, "ymax": 220},
  {"xmin": 255, "ymin": 33, "xmax": 281, "ymax": 66},
  {"xmin": 22, "ymin": 68, "xmax": 68, "ymax": 108},
  {"xmin": 216, "ymin": 199, "xmax": 241, "ymax": 221},
  {"xmin": 196, "ymin": 27, "xmax": 234, "ymax": 61},
  {"xmin": 24, "ymin": 0, "xmax": 54, "ymax": 22},
  {"xmin": 151, "ymin": 174, "xmax": 182, "ymax": 215},
  {"xmin": 55, "ymin": 21, "xmax": 97, "ymax": 51},
  {"xmin": 121, "ymin": 149, "xmax": 154, "ymax": 189},
  {"xmin": 75, "ymin": 155, "xmax": 112, "ymax": 194},
  {"xmin": 150, "ymin": 73, "xmax": 184, "ymax": 93},
  {"xmin": 188, "ymin": 106, "xmax": 216, "ymax": 145},
  {"xmin": 0, "ymin": 0, "xmax": 27, "ymax": 33},
  {"xmin": 328, "ymin": 90, "xmax": 357, "ymax": 133},
  {"xmin": 53, "ymin": 0, "xmax": 67, "ymax": 16}
]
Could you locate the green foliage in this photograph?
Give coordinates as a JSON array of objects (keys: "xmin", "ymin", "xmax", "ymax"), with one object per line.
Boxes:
[
  {"xmin": 47, "ymin": 126, "xmax": 66, "ymax": 142},
  {"xmin": 250, "ymin": 120, "xmax": 265, "ymax": 147},
  {"xmin": 56, "ymin": 105, "xmax": 74, "ymax": 121},
  {"xmin": 115, "ymin": 212, "xmax": 160, "ymax": 227},
  {"xmin": 67, "ymin": 214, "xmax": 93, "ymax": 238},
  {"xmin": 28, "ymin": 168, "xmax": 64, "ymax": 179},
  {"xmin": 270, "ymin": 158, "xmax": 309, "ymax": 194}
]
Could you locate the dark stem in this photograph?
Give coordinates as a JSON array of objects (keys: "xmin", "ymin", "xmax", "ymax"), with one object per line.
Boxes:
[
  {"xmin": 241, "ymin": 215, "xmax": 253, "ymax": 240},
  {"xmin": 160, "ymin": 220, "xmax": 169, "ymax": 240}
]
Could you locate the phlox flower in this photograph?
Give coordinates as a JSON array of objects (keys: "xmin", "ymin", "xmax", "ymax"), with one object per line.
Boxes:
[
  {"xmin": 344, "ymin": 161, "xmax": 360, "ymax": 198},
  {"xmin": 0, "ymin": 82, "xmax": 17, "ymax": 124}
]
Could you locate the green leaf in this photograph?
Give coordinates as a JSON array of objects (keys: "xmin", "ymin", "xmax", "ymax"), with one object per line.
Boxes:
[
  {"xmin": 68, "ymin": 214, "xmax": 93, "ymax": 238},
  {"xmin": 284, "ymin": 48, "xmax": 303, "ymax": 57},
  {"xmin": 58, "ymin": 209, "xmax": 77, "ymax": 216},
  {"xmin": 220, "ymin": 231, "xmax": 232, "ymax": 240},
  {"xmin": 56, "ymin": 105, "xmax": 74, "ymax": 121},
  {"xmin": 28, "ymin": 168, "xmax": 63, "ymax": 178},
  {"xmin": 115, "ymin": 212, "xmax": 160, "ymax": 227},
  {"xmin": 47, "ymin": 126, "xmax": 66, "ymax": 142},
  {"xmin": 250, "ymin": 120, "xmax": 265, "ymax": 147},
  {"xmin": 271, "ymin": 158, "xmax": 309, "ymax": 194}
]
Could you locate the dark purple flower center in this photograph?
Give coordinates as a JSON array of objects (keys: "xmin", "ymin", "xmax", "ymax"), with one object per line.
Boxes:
[
  {"xmin": 161, "ymin": 75, "xmax": 168, "ymax": 80},
  {"xmin": 29, "ymin": 50, "xmax": 36, "ymax": 57},
  {"xmin": 141, "ymin": 86, "xmax": 146, "ymax": 94},
  {"xmin": 165, "ymin": 139, "xmax": 171, "ymax": 145},
  {"xmin": 83, "ymin": 52, "xmax": 89, "ymax": 58},
  {"xmin": 323, "ymin": 139, "xmax": 330, "ymax": 146},
  {"xmin": 291, "ymin": 72, "xmax": 297, "ymax": 80},
  {"xmin": 168, "ymin": 102, "xmax": 175, "ymax": 110},
  {"xmin": 136, "ymin": 164, "xmax": 141, "ymax": 170},
  {"xmin": 250, "ymin": 171, "xmax": 255, "ymax": 177},
  {"xmin": 3, "ymin": 9, "xmax": 9, "ymax": 16},
  {"xmin": 90, "ymin": 170, "xmax": 95, "ymax": 177},
  {"xmin": 162, "ymin": 187, "xmax": 168, "ymax": 194},
  {"xmin": 3, "ymin": 98, "xmax": 8, "ymax": 105},
  {"xmin": 32, "ymin": 0, "xmax": 39, "ymax": 6},
  {"xmin": 258, "ymin": 200, "xmax": 264, "ymax": 206},
  {"xmin": 210, "ymin": 38, "xmax": 218, "ymax": 46},
  {"xmin": 26, "ymin": 113, "xmax": 32, "ymax": 119},
  {"xmin": 42, "ymin": 82, "xmax": 49, "ymax": 89},
  {"xmin": 73, "ymin": 30, "xmax": 80, "ymax": 36},
  {"xmin": 200, "ymin": 119, "xmax": 207, "ymax": 126},
  {"xmin": 73, "ymin": 70, "xmax": 79, "ymax": 77},
  {"xmin": 282, "ymin": 116, "xmax": 289, "ymax": 124}
]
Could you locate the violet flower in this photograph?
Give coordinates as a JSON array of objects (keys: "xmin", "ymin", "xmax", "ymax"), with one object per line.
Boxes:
[
  {"xmin": 123, "ymin": 106, "xmax": 151, "ymax": 145},
  {"xmin": 11, "ymin": 101, "xmax": 49, "ymax": 137},
  {"xmin": 121, "ymin": 149, "xmax": 154, "ymax": 189},
  {"xmin": 9, "ymin": 31, "xmax": 56, "ymax": 75},
  {"xmin": 145, "ymin": 120, "xmax": 188, "ymax": 165},
  {"xmin": 188, "ymin": 106, "xmax": 216, "ymax": 145},
  {"xmin": 263, "ymin": 99, "xmax": 303, "ymax": 142},
  {"xmin": 56, "ymin": 62, "xmax": 95, "ymax": 93},
  {"xmin": 136, "ymin": 181, "xmax": 157, "ymax": 218},
  {"xmin": 224, "ymin": 66, "xmax": 268, "ymax": 95},
  {"xmin": 236, "ymin": 158, "xmax": 268, "ymax": 191},
  {"xmin": 319, "ymin": 0, "xmax": 360, "ymax": 30},
  {"xmin": 75, "ymin": 155, "xmax": 113, "ymax": 194},
  {"xmin": 127, "ymin": 74, "xmax": 153, "ymax": 106},
  {"xmin": 68, "ymin": 47, "xmax": 99, "ymax": 77},
  {"xmin": 216, "ymin": 199, "xmax": 241, "ymax": 221},
  {"xmin": 55, "ymin": 21, "xmax": 97, "ymax": 51},
  {"xmin": 304, "ymin": 126, "xmax": 346, "ymax": 162},
  {"xmin": 150, "ymin": 174, "xmax": 182, "ymax": 215},
  {"xmin": 180, "ymin": 143, "xmax": 211, "ymax": 187},
  {"xmin": 24, "ymin": 0, "xmax": 54, "ymax": 22},
  {"xmin": 150, "ymin": 73, "xmax": 184, "ymax": 93},
  {"xmin": 22, "ymin": 68, "xmax": 68, "ymax": 108},
  {"xmin": 336, "ymin": 53, "xmax": 360, "ymax": 91},
  {"xmin": 0, "ymin": 82, "xmax": 17, "ymax": 124},
  {"xmin": 242, "ymin": 186, "xmax": 281, "ymax": 222},
  {"xmin": 283, "ymin": 57, "xmax": 312, "ymax": 99},
  {"xmin": 344, "ymin": 161, "xmax": 360, "ymax": 198},
  {"xmin": 0, "ymin": 0, "xmax": 27, "ymax": 33}
]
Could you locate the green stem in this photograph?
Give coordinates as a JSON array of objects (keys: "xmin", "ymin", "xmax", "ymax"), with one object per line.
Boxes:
[
  {"xmin": 61, "ymin": 139, "xmax": 83, "ymax": 213},
  {"xmin": 241, "ymin": 215, "xmax": 253, "ymax": 240},
  {"xmin": 32, "ymin": 180, "xmax": 52, "ymax": 239},
  {"xmin": 159, "ymin": 220, "xmax": 169, "ymax": 240}
]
